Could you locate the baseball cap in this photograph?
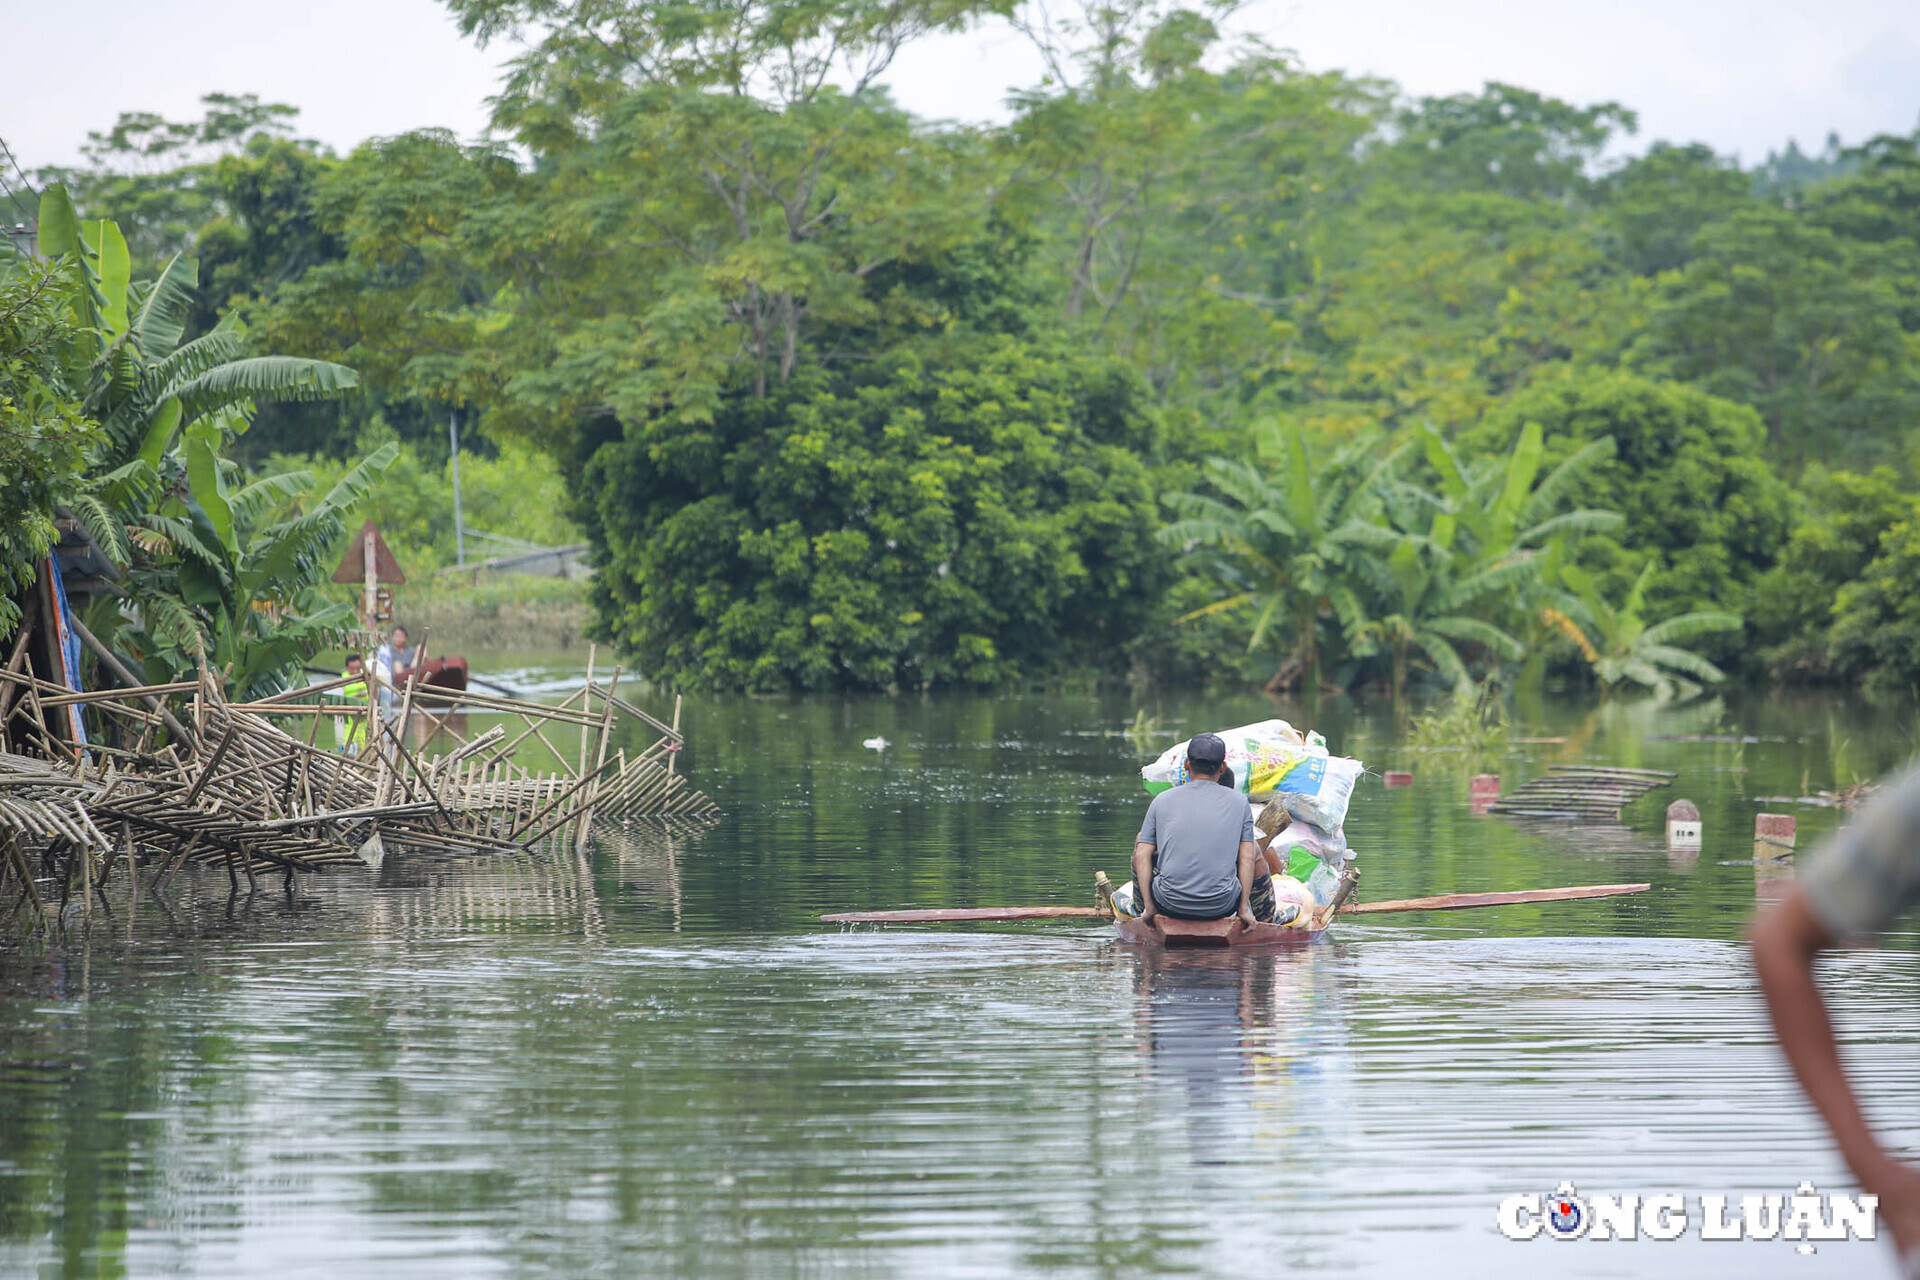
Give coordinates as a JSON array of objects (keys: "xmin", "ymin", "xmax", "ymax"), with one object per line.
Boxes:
[{"xmin": 1186, "ymin": 732, "xmax": 1227, "ymax": 768}]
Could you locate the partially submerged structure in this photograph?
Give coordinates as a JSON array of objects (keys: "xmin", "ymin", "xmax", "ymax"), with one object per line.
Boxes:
[{"xmin": 0, "ymin": 638, "xmax": 715, "ymax": 926}]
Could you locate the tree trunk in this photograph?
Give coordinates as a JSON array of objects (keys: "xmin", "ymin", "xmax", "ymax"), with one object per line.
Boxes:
[
  {"xmin": 748, "ymin": 282, "xmax": 768, "ymax": 398},
  {"xmin": 1300, "ymin": 601, "xmax": 1320, "ymax": 696},
  {"xmin": 1263, "ymin": 655, "xmax": 1302, "ymax": 695},
  {"xmin": 778, "ymin": 294, "xmax": 798, "ymax": 384}
]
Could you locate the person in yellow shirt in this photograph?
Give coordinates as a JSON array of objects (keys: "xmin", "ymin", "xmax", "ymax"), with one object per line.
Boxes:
[{"xmin": 332, "ymin": 655, "xmax": 371, "ymax": 755}]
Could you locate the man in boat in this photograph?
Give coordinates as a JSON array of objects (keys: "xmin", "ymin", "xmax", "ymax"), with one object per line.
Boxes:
[
  {"xmin": 1132, "ymin": 733, "xmax": 1264, "ymax": 928},
  {"xmin": 1212, "ymin": 765, "xmax": 1286, "ymax": 923},
  {"xmin": 1751, "ymin": 766, "xmax": 1920, "ymax": 1265}
]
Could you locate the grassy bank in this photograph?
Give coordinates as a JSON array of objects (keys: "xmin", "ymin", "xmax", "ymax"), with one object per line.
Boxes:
[{"xmin": 389, "ymin": 576, "xmax": 594, "ymax": 653}]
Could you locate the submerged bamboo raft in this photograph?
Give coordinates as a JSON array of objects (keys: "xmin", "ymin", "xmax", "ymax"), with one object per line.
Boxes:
[
  {"xmin": 0, "ymin": 649, "xmax": 716, "ymax": 925},
  {"xmin": 1486, "ymin": 764, "xmax": 1675, "ymax": 821}
]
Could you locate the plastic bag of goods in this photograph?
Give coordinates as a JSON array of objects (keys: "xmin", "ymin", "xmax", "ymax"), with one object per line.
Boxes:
[
  {"xmin": 1269, "ymin": 874, "xmax": 1318, "ymax": 918},
  {"xmin": 1303, "ymin": 859, "xmax": 1349, "ymax": 908},
  {"xmin": 1271, "ymin": 757, "xmax": 1365, "ymax": 832},
  {"xmin": 1110, "ymin": 879, "xmax": 1141, "ymax": 919},
  {"xmin": 1257, "ymin": 802, "xmax": 1351, "ymax": 878},
  {"xmin": 1140, "ymin": 720, "xmax": 1315, "ymax": 795},
  {"xmin": 1262, "ymin": 815, "xmax": 1346, "ymax": 880}
]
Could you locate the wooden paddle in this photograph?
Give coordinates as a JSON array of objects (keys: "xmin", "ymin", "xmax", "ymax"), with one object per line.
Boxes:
[{"xmin": 820, "ymin": 882, "xmax": 1650, "ymax": 925}]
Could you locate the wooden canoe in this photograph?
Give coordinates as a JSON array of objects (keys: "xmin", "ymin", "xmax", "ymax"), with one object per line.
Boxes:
[
  {"xmin": 1113, "ymin": 914, "xmax": 1330, "ymax": 949},
  {"xmin": 1112, "ymin": 879, "xmax": 1654, "ymax": 947},
  {"xmin": 1111, "ymin": 865, "xmax": 1356, "ymax": 948}
]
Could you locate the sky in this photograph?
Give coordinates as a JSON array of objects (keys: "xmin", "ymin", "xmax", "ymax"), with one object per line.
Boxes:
[{"xmin": 6, "ymin": 0, "xmax": 1920, "ymax": 174}]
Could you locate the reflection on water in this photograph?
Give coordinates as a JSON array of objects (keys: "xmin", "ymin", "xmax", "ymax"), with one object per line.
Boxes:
[
  {"xmin": 2, "ymin": 686, "xmax": 1917, "ymax": 1277},
  {"xmin": 1754, "ymin": 846, "xmax": 1798, "ymax": 908},
  {"xmin": 1134, "ymin": 946, "xmax": 1353, "ymax": 1178}
]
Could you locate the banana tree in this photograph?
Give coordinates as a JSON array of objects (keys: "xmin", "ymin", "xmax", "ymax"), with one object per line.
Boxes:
[
  {"xmin": 1162, "ymin": 422, "xmax": 1405, "ymax": 692},
  {"xmin": 1414, "ymin": 419, "xmax": 1623, "ymax": 569},
  {"xmin": 85, "ymin": 442, "xmax": 398, "ymax": 699},
  {"xmin": 38, "ymin": 185, "xmax": 356, "ymax": 476},
  {"xmin": 1351, "ymin": 532, "xmax": 1529, "ymax": 703},
  {"xmin": 1347, "ymin": 420, "xmax": 1625, "ymax": 697},
  {"xmin": 1547, "ymin": 561, "xmax": 1742, "ymax": 699},
  {"xmin": 37, "ymin": 186, "xmax": 380, "ymax": 699}
]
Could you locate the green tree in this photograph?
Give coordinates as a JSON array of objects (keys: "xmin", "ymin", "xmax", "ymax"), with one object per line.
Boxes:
[
  {"xmin": 1747, "ymin": 467, "xmax": 1916, "ymax": 678},
  {"xmin": 432, "ymin": 0, "xmax": 1004, "ymax": 417},
  {"xmin": 263, "ymin": 0, "xmax": 1018, "ymax": 481},
  {"xmin": 87, "ymin": 438, "xmax": 398, "ymax": 696},
  {"xmin": 257, "ymin": 131, "xmax": 525, "ymax": 418},
  {"xmin": 584, "ymin": 331, "xmax": 1166, "ymax": 690},
  {"xmin": 35, "ymin": 189, "xmax": 379, "ymax": 697},
  {"xmin": 1628, "ymin": 206, "xmax": 1913, "ymax": 464},
  {"xmin": 1378, "ymin": 82, "xmax": 1635, "ymax": 203},
  {"xmin": 1294, "ymin": 186, "xmax": 1633, "ymax": 435},
  {"xmin": 0, "ymin": 255, "xmax": 95, "ymax": 633},
  {"xmin": 35, "ymin": 186, "xmax": 358, "ymax": 479},
  {"xmin": 1594, "ymin": 141, "xmax": 1755, "ymax": 276},
  {"xmin": 997, "ymin": 6, "xmax": 1381, "ymax": 432},
  {"xmin": 1828, "ymin": 515, "xmax": 1920, "ymax": 695},
  {"xmin": 1357, "ymin": 421, "xmax": 1622, "ymax": 700},
  {"xmin": 1415, "ymin": 420, "xmax": 1622, "ymax": 574},
  {"xmin": 1351, "ymin": 535, "xmax": 1525, "ymax": 703},
  {"xmin": 1806, "ymin": 132, "xmax": 1920, "ymax": 332},
  {"xmin": 189, "ymin": 137, "xmax": 341, "ymax": 337},
  {"xmin": 33, "ymin": 93, "xmax": 308, "ymax": 269}
]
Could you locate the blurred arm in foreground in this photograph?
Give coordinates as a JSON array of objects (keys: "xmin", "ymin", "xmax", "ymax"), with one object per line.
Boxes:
[{"xmin": 1751, "ymin": 765, "xmax": 1920, "ymax": 1263}]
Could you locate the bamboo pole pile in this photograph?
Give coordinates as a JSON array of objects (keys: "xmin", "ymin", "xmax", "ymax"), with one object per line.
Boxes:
[{"xmin": 0, "ymin": 651, "xmax": 716, "ymax": 926}]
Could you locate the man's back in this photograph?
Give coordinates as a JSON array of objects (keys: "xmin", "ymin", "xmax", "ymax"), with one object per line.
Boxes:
[{"xmin": 1138, "ymin": 781, "xmax": 1255, "ymax": 918}]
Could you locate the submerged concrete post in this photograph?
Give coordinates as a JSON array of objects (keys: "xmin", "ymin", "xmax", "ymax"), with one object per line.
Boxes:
[
  {"xmin": 1754, "ymin": 812, "xmax": 1797, "ymax": 905},
  {"xmin": 1469, "ymin": 773, "xmax": 1500, "ymax": 816},
  {"xmin": 1754, "ymin": 812, "xmax": 1796, "ymax": 861},
  {"xmin": 1667, "ymin": 799, "xmax": 1701, "ymax": 849}
]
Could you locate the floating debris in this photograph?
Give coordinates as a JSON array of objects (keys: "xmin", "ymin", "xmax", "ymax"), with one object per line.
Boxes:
[{"xmin": 1753, "ymin": 781, "xmax": 1878, "ymax": 811}]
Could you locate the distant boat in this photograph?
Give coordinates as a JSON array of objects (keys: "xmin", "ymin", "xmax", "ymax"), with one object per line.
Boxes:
[{"xmin": 416, "ymin": 656, "xmax": 469, "ymax": 693}]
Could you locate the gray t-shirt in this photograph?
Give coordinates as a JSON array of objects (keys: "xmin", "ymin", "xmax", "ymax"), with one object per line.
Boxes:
[{"xmin": 1137, "ymin": 781, "xmax": 1256, "ymax": 918}]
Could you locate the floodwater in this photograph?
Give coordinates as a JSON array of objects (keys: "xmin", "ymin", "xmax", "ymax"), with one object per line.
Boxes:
[{"xmin": 2, "ymin": 681, "xmax": 1917, "ymax": 1278}]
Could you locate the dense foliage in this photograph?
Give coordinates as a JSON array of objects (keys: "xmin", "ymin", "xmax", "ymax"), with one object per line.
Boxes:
[
  {"xmin": 0, "ymin": 188, "xmax": 387, "ymax": 700},
  {"xmin": 587, "ymin": 334, "xmax": 1164, "ymax": 689},
  {"xmin": 1464, "ymin": 374, "xmax": 1794, "ymax": 631},
  {"xmin": 0, "ymin": 258, "xmax": 94, "ymax": 633},
  {"xmin": 18, "ymin": 0, "xmax": 1920, "ymax": 694}
]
